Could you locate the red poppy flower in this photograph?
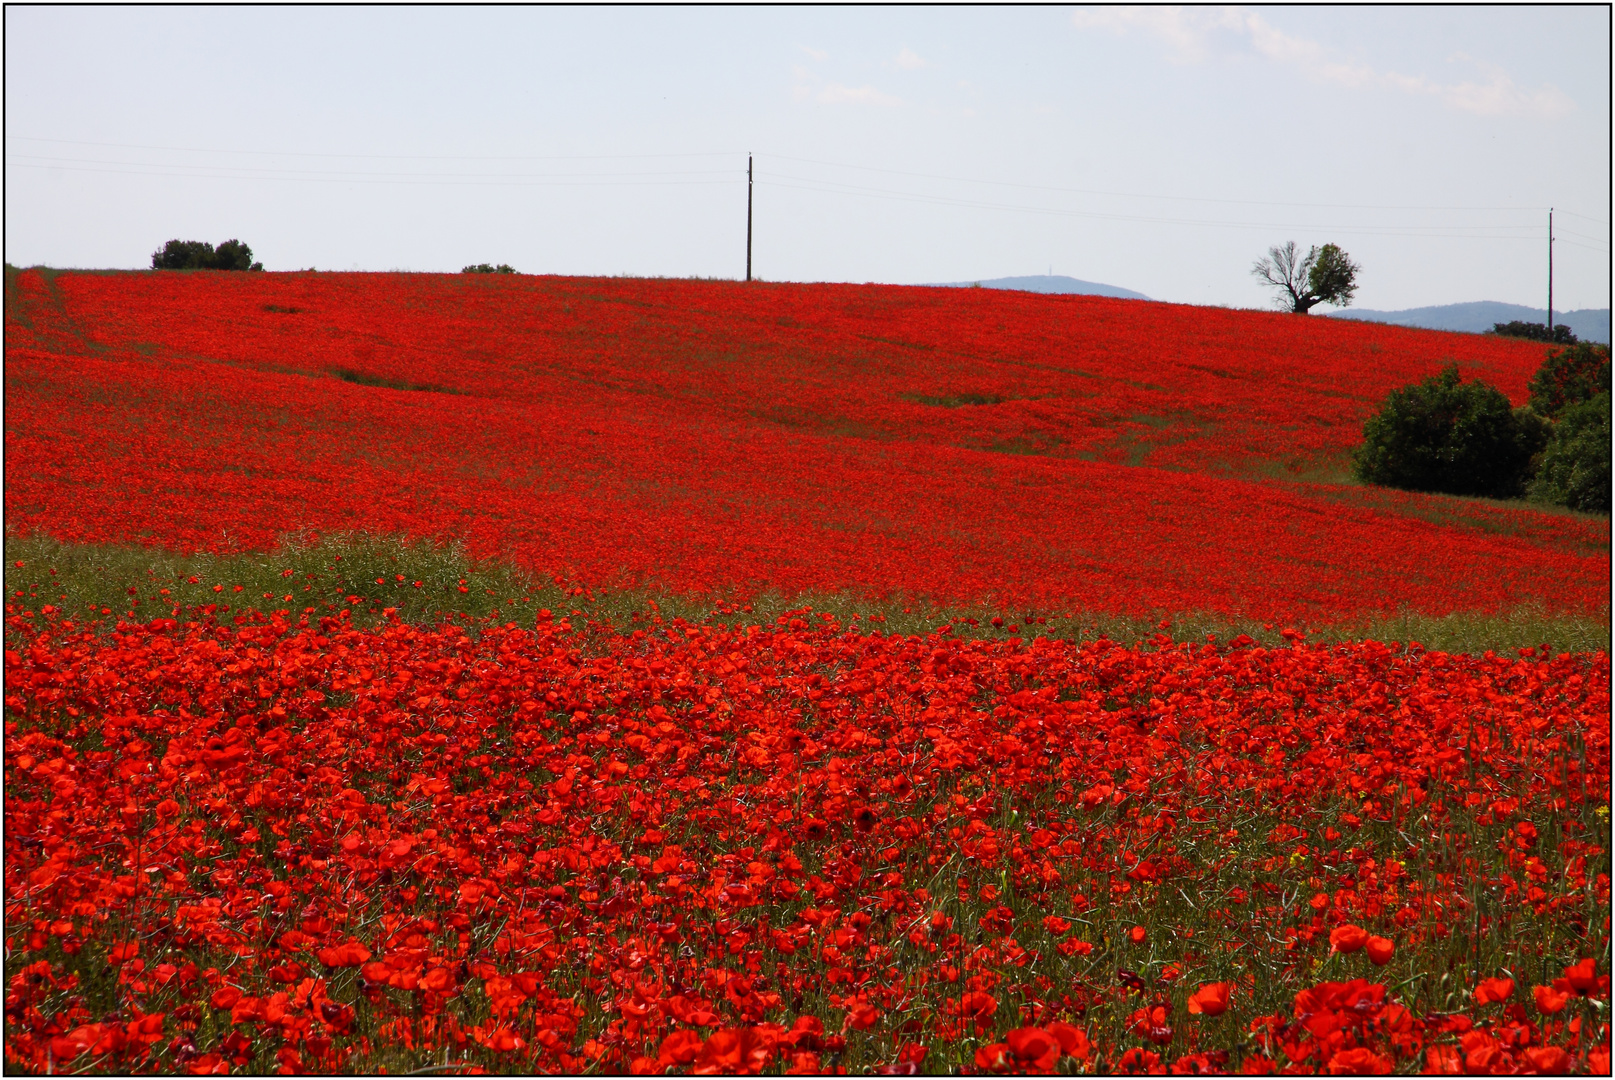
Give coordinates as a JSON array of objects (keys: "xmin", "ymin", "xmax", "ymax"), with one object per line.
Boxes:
[
  {"xmin": 1187, "ymin": 982, "xmax": 1232, "ymax": 1017},
  {"xmin": 1563, "ymin": 958, "xmax": 1597, "ymax": 993},
  {"xmin": 1328, "ymin": 924, "xmax": 1369, "ymax": 954},
  {"xmin": 658, "ymin": 1030, "xmax": 703, "ymax": 1067},
  {"xmin": 1045, "ymin": 1022, "xmax": 1090, "ymax": 1061},
  {"xmin": 1523, "ymin": 1046, "xmax": 1571, "ymax": 1073},
  {"xmin": 1533, "ymin": 984, "xmax": 1570, "ymax": 1014},
  {"xmin": 1326, "ymin": 1046, "xmax": 1392, "ymax": 1074}
]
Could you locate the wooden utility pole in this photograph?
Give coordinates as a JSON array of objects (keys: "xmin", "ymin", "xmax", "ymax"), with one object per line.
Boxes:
[
  {"xmin": 746, "ymin": 155, "xmax": 754, "ymax": 282},
  {"xmin": 1547, "ymin": 207, "xmax": 1554, "ymax": 337}
]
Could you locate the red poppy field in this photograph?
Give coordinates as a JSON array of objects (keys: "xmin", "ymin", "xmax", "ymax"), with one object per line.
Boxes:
[
  {"xmin": 3, "ymin": 268, "xmax": 1610, "ymax": 1075},
  {"xmin": 4, "ymin": 268, "xmax": 1609, "ymax": 623}
]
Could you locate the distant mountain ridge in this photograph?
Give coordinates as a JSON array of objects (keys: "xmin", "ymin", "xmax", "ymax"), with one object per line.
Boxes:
[
  {"xmin": 1325, "ymin": 301, "xmax": 1610, "ymax": 345},
  {"xmin": 925, "ymin": 274, "xmax": 1150, "ymax": 301}
]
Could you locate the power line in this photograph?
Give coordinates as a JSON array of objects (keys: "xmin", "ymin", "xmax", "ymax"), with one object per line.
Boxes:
[
  {"xmin": 3, "ymin": 160, "xmax": 743, "ymax": 189},
  {"xmin": 4, "ymin": 134, "xmax": 742, "ymax": 162},
  {"xmin": 12, "ymin": 133, "xmax": 1603, "ymax": 231},
  {"xmin": 757, "ymin": 175, "xmax": 1561, "ymax": 240},
  {"xmin": 6, "ymin": 152, "xmax": 741, "ymax": 181},
  {"xmin": 9, "ymin": 134, "xmax": 1605, "ymax": 255},
  {"xmin": 1556, "ymin": 208, "xmax": 1611, "ymax": 227},
  {"xmin": 1556, "ymin": 228, "xmax": 1612, "ymax": 246},
  {"xmin": 761, "ymin": 151, "xmax": 1561, "ymax": 216}
]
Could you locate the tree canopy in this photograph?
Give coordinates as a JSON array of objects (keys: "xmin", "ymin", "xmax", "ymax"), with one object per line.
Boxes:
[
  {"xmin": 1531, "ymin": 391, "xmax": 1611, "ymax": 513},
  {"xmin": 1492, "ymin": 320, "xmax": 1577, "ymax": 344},
  {"xmin": 151, "ymin": 239, "xmax": 263, "ymax": 271},
  {"xmin": 1352, "ymin": 364, "xmax": 1547, "ymax": 499},
  {"xmin": 1527, "ymin": 343, "xmax": 1610, "ymax": 421},
  {"xmin": 1251, "ymin": 241, "xmax": 1360, "ymax": 314}
]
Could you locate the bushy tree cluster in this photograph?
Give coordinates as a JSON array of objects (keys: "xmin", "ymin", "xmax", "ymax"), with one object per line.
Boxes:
[
  {"xmin": 1491, "ymin": 321, "xmax": 1577, "ymax": 344},
  {"xmin": 1531, "ymin": 392, "xmax": 1610, "ymax": 513},
  {"xmin": 1527, "ymin": 342, "xmax": 1611, "ymax": 420},
  {"xmin": 151, "ymin": 239, "xmax": 262, "ymax": 271},
  {"xmin": 462, "ymin": 263, "xmax": 516, "ymax": 274},
  {"xmin": 1354, "ymin": 344, "xmax": 1610, "ymax": 513},
  {"xmin": 1352, "ymin": 366, "xmax": 1546, "ymax": 499}
]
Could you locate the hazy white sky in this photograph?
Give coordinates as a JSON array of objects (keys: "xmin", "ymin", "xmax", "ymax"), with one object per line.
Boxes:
[{"xmin": 5, "ymin": 5, "xmax": 1610, "ymax": 310}]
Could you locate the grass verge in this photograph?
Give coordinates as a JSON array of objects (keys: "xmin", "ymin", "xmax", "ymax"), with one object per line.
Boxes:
[{"xmin": 3, "ymin": 530, "xmax": 1608, "ymax": 655}]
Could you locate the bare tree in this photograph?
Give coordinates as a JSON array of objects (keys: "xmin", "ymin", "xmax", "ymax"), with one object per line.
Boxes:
[{"xmin": 1252, "ymin": 241, "xmax": 1360, "ymax": 314}]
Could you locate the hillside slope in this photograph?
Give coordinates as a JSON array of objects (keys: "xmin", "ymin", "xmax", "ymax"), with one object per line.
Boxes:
[
  {"xmin": 4, "ymin": 268, "xmax": 1606, "ymax": 623},
  {"xmin": 924, "ymin": 274, "xmax": 1150, "ymax": 300},
  {"xmin": 1327, "ymin": 300, "xmax": 1611, "ymax": 344}
]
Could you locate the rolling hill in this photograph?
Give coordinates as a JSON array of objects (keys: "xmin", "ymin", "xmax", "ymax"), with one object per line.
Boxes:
[
  {"xmin": 5, "ymin": 267, "xmax": 1604, "ymax": 625},
  {"xmin": 1326, "ymin": 300, "xmax": 1610, "ymax": 344},
  {"xmin": 923, "ymin": 274, "xmax": 1150, "ymax": 300}
]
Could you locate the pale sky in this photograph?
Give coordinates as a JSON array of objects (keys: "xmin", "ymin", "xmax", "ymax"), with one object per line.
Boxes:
[{"xmin": 5, "ymin": 5, "xmax": 1610, "ymax": 310}]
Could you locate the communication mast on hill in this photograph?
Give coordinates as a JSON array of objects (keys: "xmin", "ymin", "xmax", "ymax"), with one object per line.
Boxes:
[
  {"xmin": 747, "ymin": 154, "xmax": 754, "ymax": 282},
  {"xmin": 1547, "ymin": 208, "xmax": 1554, "ymax": 336}
]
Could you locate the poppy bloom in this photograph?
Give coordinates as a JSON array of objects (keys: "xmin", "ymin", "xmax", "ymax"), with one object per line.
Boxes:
[
  {"xmin": 694, "ymin": 1027, "xmax": 771, "ymax": 1075},
  {"xmin": 1129, "ymin": 925, "xmax": 1147, "ymax": 944},
  {"xmin": 1365, "ymin": 935, "xmax": 1394, "ymax": 966},
  {"xmin": 1523, "ymin": 1047, "xmax": 1571, "ymax": 1073},
  {"xmin": 1187, "ymin": 982, "xmax": 1232, "ymax": 1017},
  {"xmin": 954, "ymin": 991, "xmax": 998, "ymax": 1023},
  {"xmin": 1563, "ymin": 958, "xmax": 1597, "ymax": 994},
  {"xmin": 1004, "ymin": 1027, "xmax": 1062, "ymax": 1072},
  {"xmin": 478, "ymin": 1025, "xmax": 526, "ymax": 1053},
  {"xmin": 1045, "ymin": 1022, "xmax": 1090, "ymax": 1061},
  {"xmin": 974, "ymin": 1043, "xmax": 1013, "ymax": 1072},
  {"xmin": 420, "ymin": 967, "xmax": 457, "ymax": 993},
  {"xmin": 1473, "ymin": 977, "xmax": 1514, "ymax": 1005},
  {"xmin": 1328, "ymin": 924, "xmax": 1369, "ymax": 954},
  {"xmin": 658, "ymin": 1030, "xmax": 703, "ymax": 1067},
  {"xmin": 1533, "ymin": 984, "xmax": 1570, "ymax": 1014},
  {"xmin": 1326, "ymin": 1046, "xmax": 1392, "ymax": 1074},
  {"xmin": 316, "ymin": 940, "xmax": 372, "ymax": 967}
]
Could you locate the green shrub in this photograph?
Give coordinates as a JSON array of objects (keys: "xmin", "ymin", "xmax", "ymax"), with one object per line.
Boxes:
[
  {"xmin": 151, "ymin": 238, "xmax": 263, "ymax": 271},
  {"xmin": 462, "ymin": 263, "xmax": 516, "ymax": 274},
  {"xmin": 1492, "ymin": 320, "xmax": 1576, "ymax": 344},
  {"xmin": 1527, "ymin": 342, "xmax": 1611, "ymax": 420},
  {"xmin": 1353, "ymin": 364, "xmax": 1548, "ymax": 499},
  {"xmin": 1530, "ymin": 391, "xmax": 1611, "ymax": 513}
]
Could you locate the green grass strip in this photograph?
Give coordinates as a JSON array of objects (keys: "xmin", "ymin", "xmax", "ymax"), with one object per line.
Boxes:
[{"xmin": 3, "ymin": 531, "xmax": 1607, "ymax": 655}]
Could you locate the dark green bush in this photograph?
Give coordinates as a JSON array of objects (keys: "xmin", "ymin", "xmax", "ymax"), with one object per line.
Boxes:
[
  {"xmin": 1527, "ymin": 342, "xmax": 1611, "ymax": 420},
  {"xmin": 462, "ymin": 263, "xmax": 516, "ymax": 274},
  {"xmin": 151, "ymin": 238, "xmax": 263, "ymax": 271},
  {"xmin": 1530, "ymin": 391, "xmax": 1610, "ymax": 513},
  {"xmin": 1353, "ymin": 364, "xmax": 1548, "ymax": 499},
  {"xmin": 1492, "ymin": 320, "xmax": 1576, "ymax": 344}
]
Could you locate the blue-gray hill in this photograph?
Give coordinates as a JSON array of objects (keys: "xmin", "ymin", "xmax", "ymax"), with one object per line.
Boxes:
[
  {"xmin": 1325, "ymin": 301, "xmax": 1609, "ymax": 345},
  {"xmin": 923, "ymin": 274, "xmax": 1150, "ymax": 301}
]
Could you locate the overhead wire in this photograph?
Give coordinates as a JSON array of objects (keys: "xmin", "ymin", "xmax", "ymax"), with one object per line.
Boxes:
[
  {"xmin": 757, "ymin": 174, "xmax": 1562, "ymax": 241},
  {"xmin": 7, "ymin": 135, "xmax": 1605, "ymax": 251},
  {"xmin": 4, "ymin": 134, "xmax": 743, "ymax": 162},
  {"xmin": 761, "ymin": 151, "xmax": 1560, "ymax": 215},
  {"xmin": 3, "ymin": 161, "xmax": 743, "ymax": 189},
  {"xmin": 6, "ymin": 151, "xmax": 742, "ymax": 181}
]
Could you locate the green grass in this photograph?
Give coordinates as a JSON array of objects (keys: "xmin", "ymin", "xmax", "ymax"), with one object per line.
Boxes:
[
  {"xmin": 4, "ymin": 532, "xmax": 1607, "ymax": 655},
  {"xmin": 899, "ymin": 392, "xmax": 1010, "ymax": 408}
]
